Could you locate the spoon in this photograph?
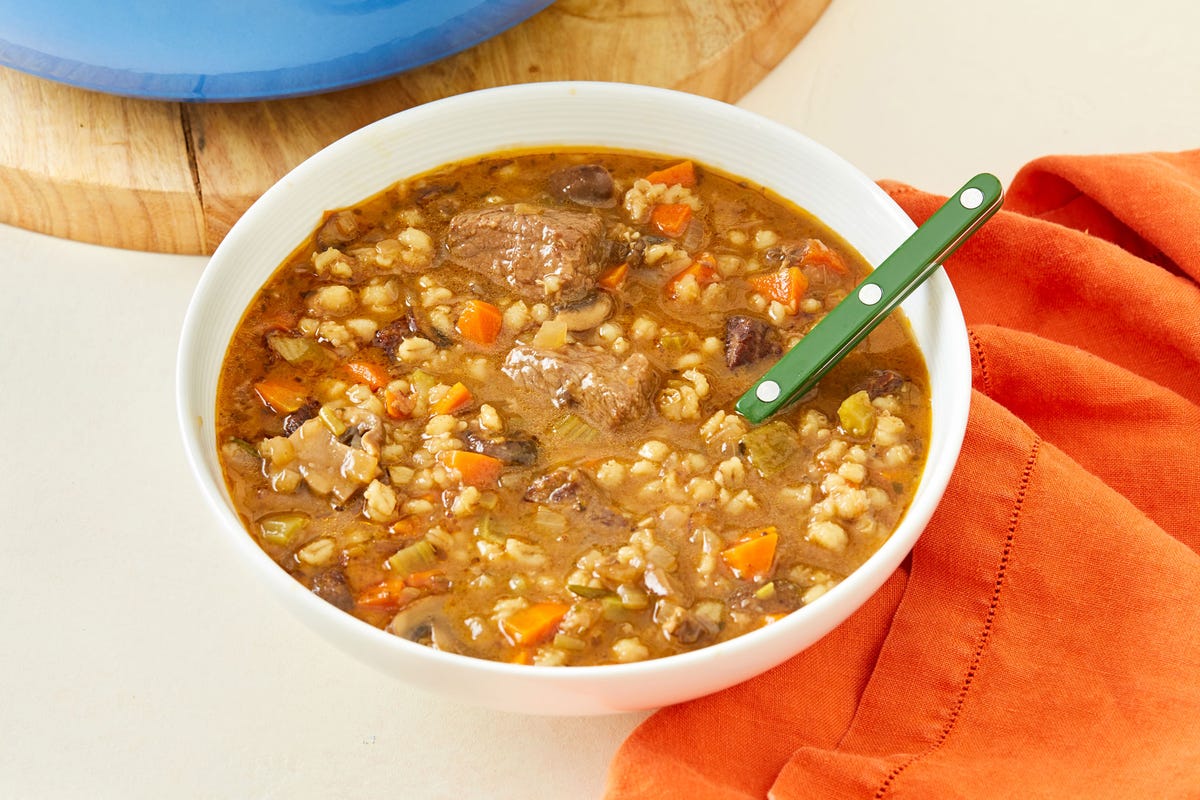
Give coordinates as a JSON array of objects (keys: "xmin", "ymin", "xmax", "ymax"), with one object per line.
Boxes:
[{"xmin": 735, "ymin": 173, "xmax": 1003, "ymax": 424}]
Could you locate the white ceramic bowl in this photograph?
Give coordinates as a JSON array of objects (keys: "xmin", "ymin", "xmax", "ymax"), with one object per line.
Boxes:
[{"xmin": 177, "ymin": 81, "xmax": 970, "ymax": 716}]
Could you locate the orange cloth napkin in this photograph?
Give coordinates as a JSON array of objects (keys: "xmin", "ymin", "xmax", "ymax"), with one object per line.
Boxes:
[{"xmin": 605, "ymin": 151, "xmax": 1200, "ymax": 799}]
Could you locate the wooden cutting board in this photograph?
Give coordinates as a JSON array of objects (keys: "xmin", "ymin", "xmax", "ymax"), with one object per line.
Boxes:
[{"xmin": 0, "ymin": 0, "xmax": 829, "ymax": 255}]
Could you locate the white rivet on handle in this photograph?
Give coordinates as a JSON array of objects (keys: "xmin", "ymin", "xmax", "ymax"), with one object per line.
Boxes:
[
  {"xmin": 858, "ymin": 283, "xmax": 883, "ymax": 305},
  {"xmin": 960, "ymin": 187, "xmax": 984, "ymax": 209},
  {"xmin": 756, "ymin": 380, "xmax": 781, "ymax": 403}
]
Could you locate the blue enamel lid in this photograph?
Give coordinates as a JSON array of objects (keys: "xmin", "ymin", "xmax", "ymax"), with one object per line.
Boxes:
[{"xmin": 0, "ymin": 0, "xmax": 555, "ymax": 101}]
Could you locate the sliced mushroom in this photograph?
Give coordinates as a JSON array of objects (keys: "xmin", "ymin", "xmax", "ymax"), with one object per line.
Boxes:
[
  {"xmin": 315, "ymin": 210, "xmax": 359, "ymax": 248},
  {"xmin": 548, "ymin": 163, "xmax": 617, "ymax": 208},
  {"xmin": 386, "ymin": 595, "xmax": 464, "ymax": 653},
  {"xmin": 461, "ymin": 429, "xmax": 539, "ymax": 466},
  {"xmin": 643, "ymin": 562, "xmax": 683, "ymax": 598},
  {"xmin": 552, "ymin": 292, "xmax": 614, "ymax": 332},
  {"xmin": 341, "ymin": 407, "xmax": 385, "ymax": 456}
]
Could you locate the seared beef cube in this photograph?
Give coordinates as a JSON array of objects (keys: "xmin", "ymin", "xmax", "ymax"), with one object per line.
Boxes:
[
  {"xmin": 447, "ymin": 205, "xmax": 606, "ymax": 303},
  {"xmin": 524, "ymin": 467, "xmax": 629, "ymax": 531},
  {"xmin": 502, "ymin": 344, "xmax": 659, "ymax": 430},
  {"xmin": 548, "ymin": 164, "xmax": 617, "ymax": 208},
  {"xmin": 724, "ymin": 315, "xmax": 781, "ymax": 369}
]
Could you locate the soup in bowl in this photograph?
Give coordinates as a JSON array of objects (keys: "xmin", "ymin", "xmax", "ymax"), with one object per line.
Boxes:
[{"xmin": 177, "ymin": 82, "xmax": 970, "ymax": 714}]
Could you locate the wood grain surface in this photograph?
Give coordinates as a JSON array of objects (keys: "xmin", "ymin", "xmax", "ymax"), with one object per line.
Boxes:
[{"xmin": 0, "ymin": 0, "xmax": 829, "ymax": 254}]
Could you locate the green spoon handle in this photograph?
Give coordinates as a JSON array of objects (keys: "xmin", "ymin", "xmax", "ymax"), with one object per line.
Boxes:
[{"xmin": 735, "ymin": 173, "xmax": 1004, "ymax": 424}]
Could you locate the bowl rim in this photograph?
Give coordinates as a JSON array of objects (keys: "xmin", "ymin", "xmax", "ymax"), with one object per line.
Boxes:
[{"xmin": 177, "ymin": 80, "xmax": 970, "ymax": 700}]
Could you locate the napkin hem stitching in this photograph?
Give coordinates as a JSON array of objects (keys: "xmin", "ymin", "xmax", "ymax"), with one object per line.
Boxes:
[
  {"xmin": 967, "ymin": 328, "xmax": 993, "ymax": 396},
  {"xmin": 870, "ymin": 436, "xmax": 1042, "ymax": 799}
]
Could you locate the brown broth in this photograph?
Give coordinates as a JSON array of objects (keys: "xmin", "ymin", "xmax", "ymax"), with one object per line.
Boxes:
[{"xmin": 215, "ymin": 150, "xmax": 930, "ymax": 665}]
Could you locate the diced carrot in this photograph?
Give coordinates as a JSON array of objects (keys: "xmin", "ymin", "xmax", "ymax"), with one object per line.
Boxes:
[
  {"xmin": 500, "ymin": 602, "xmax": 571, "ymax": 646},
  {"xmin": 404, "ymin": 570, "xmax": 445, "ymax": 589},
  {"xmin": 645, "ymin": 160, "xmax": 697, "ymax": 188},
  {"xmin": 455, "ymin": 299, "xmax": 503, "ymax": 346},
  {"xmin": 762, "ymin": 612, "xmax": 790, "ymax": 626},
  {"xmin": 747, "ymin": 266, "xmax": 808, "ymax": 312},
  {"xmin": 721, "ymin": 526, "xmax": 779, "ymax": 581},
  {"xmin": 438, "ymin": 449, "xmax": 504, "ymax": 487},
  {"xmin": 509, "ymin": 648, "xmax": 534, "ymax": 665},
  {"xmin": 253, "ymin": 379, "xmax": 308, "ymax": 414},
  {"xmin": 598, "ymin": 262, "xmax": 629, "ymax": 291},
  {"xmin": 344, "ymin": 358, "xmax": 390, "ymax": 391},
  {"xmin": 648, "ymin": 203, "xmax": 694, "ymax": 238},
  {"xmin": 664, "ymin": 255, "xmax": 721, "ymax": 300},
  {"xmin": 430, "ymin": 382, "xmax": 473, "ymax": 415},
  {"xmin": 354, "ymin": 580, "xmax": 407, "ymax": 609},
  {"xmin": 383, "ymin": 386, "xmax": 414, "ymax": 420},
  {"xmin": 802, "ymin": 238, "xmax": 848, "ymax": 274},
  {"xmin": 388, "ymin": 517, "xmax": 420, "ymax": 537}
]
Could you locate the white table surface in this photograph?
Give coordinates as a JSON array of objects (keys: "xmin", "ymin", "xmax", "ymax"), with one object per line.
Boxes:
[{"xmin": 4, "ymin": 1, "xmax": 1198, "ymax": 797}]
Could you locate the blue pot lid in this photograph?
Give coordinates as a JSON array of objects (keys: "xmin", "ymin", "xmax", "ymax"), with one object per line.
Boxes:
[{"xmin": 0, "ymin": 0, "xmax": 555, "ymax": 102}]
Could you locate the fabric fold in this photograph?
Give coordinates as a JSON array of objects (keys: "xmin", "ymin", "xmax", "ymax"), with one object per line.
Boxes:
[{"xmin": 605, "ymin": 151, "xmax": 1200, "ymax": 799}]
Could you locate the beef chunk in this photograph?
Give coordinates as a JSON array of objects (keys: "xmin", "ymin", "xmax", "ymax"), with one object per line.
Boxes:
[
  {"xmin": 461, "ymin": 429, "xmax": 539, "ymax": 466},
  {"xmin": 447, "ymin": 205, "xmax": 607, "ymax": 303},
  {"xmin": 502, "ymin": 344, "xmax": 659, "ymax": 430},
  {"xmin": 287, "ymin": 418, "xmax": 378, "ymax": 504},
  {"xmin": 548, "ymin": 164, "xmax": 617, "ymax": 208},
  {"xmin": 524, "ymin": 467, "xmax": 630, "ymax": 531},
  {"xmin": 724, "ymin": 315, "xmax": 781, "ymax": 369}
]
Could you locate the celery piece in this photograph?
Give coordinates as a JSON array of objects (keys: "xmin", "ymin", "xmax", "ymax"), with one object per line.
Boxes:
[
  {"xmin": 567, "ymin": 584, "xmax": 613, "ymax": 599},
  {"xmin": 617, "ymin": 583, "xmax": 649, "ymax": 610},
  {"xmin": 228, "ymin": 437, "xmax": 259, "ymax": 458},
  {"xmin": 258, "ymin": 512, "xmax": 309, "ymax": 546},
  {"xmin": 837, "ymin": 390, "xmax": 876, "ymax": 438},
  {"xmin": 602, "ymin": 595, "xmax": 630, "ymax": 621},
  {"xmin": 548, "ymin": 413, "xmax": 599, "ymax": 444},
  {"xmin": 387, "ymin": 539, "xmax": 437, "ymax": 577},
  {"xmin": 658, "ymin": 331, "xmax": 692, "ymax": 353},
  {"xmin": 738, "ymin": 420, "xmax": 798, "ymax": 477},
  {"xmin": 317, "ymin": 405, "xmax": 347, "ymax": 436},
  {"xmin": 408, "ymin": 369, "xmax": 437, "ymax": 403},
  {"xmin": 475, "ymin": 514, "xmax": 508, "ymax": 544},
  {"xmin": 553, "ymin": 633, "xmax": 587, "ymax": 652},
  {"xmin": 754, "ymin": 581, "xmax": 777, "ymax": 601}
]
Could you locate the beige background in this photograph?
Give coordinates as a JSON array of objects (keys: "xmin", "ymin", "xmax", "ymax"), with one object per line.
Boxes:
[{"xmin": 3, "ymin": 1, "xmax": 1198, "ymax": 797}]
